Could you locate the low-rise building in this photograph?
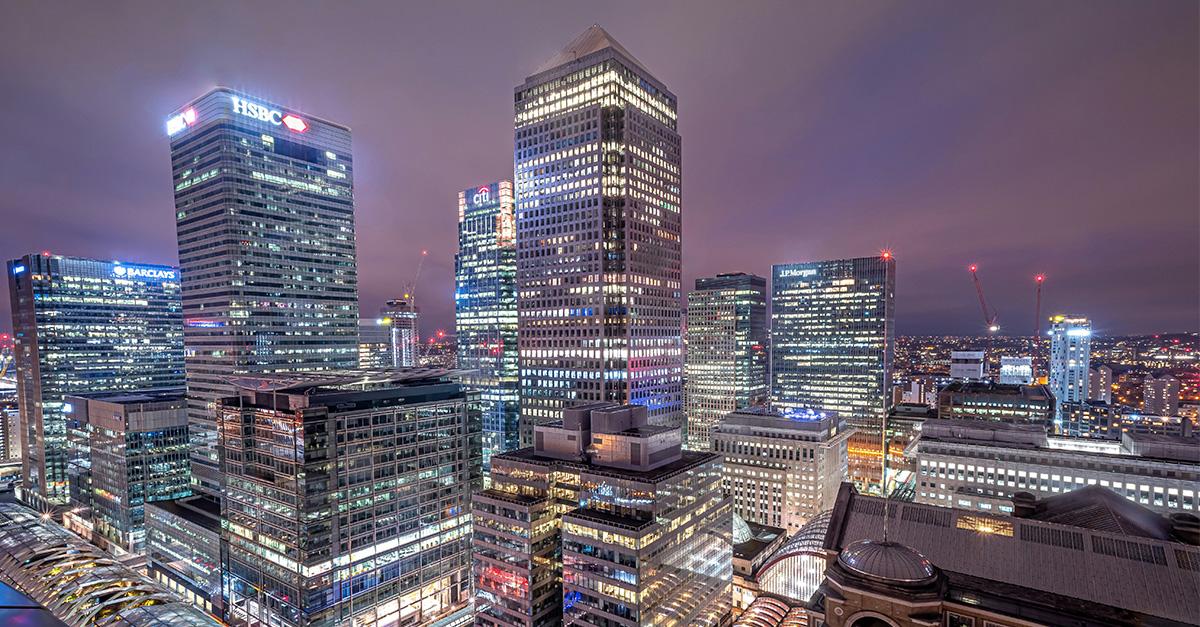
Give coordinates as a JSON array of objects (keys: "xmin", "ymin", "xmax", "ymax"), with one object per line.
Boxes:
[
  {"xmin": 805, "ymin": 484, "xmax": 1199, "ymax": 626},
  {"xmin": 915, "ymin": 418, "xmax": 1199, "ymax": 515},
  {"xmin": 937, "ymin": 381, "xmax": 1053, "ymax": 428},
  {"xmin": 731, "ymin": 515, "xmax": 786, "ymax": 612},
  {"xmin": 145, "ymin": 494, "xmax": 222, "ymax": 617}
]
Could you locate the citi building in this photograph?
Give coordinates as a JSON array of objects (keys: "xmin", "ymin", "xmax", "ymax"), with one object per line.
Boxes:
[{"xmin": 165, "ymin": 88, "xmax": 359, "ymax": 494}]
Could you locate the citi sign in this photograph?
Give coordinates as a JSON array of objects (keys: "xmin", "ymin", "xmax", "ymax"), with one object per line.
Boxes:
[
  {"xmin": 230, "ymin": 96, "xmax": 308, "ymax": 132},
  {"xmin": 472, "ymin": 186, "xmax": 493, "ymax": 206},
  {"xmin": 113, "ymin": 265, "xmax": 177, "ymax": 281}
]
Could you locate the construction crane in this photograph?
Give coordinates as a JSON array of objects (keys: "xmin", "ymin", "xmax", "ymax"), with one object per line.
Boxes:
[
  {"xmin": 402, "ymin": 249, "xmax": 429, "ymax": 306},
  {"xmin": 968, "ymin": 264, "xmax": 1000, "ymax": 333}
]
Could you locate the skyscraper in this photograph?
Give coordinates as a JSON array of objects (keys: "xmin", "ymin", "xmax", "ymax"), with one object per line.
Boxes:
[
  {"xmin": 218, "ymin": 369, "xmax": 481, "ymax": 627},
  {"xmin": 771, "ymin": 255, "xmax": 895, "ymax": 490},
  {"xmin": 380, "ymin": 298, "xmax": 419, "ymax": 367},
  {"xmin": 514, "ymin": 25, "xmax": 683, "ymax": 445},
  {"xmin": 1088, "ymin": 364, "xmax": 1113, "ymax": 403},
  {"xmin": 456, "ymin": 181, "xmax": 520, "ymax": 467},
  {"xmin": 6, "ymin": 254, "xmax": 183, "ymax": 507},
  {"xmin": 166, "ymin": 88, "xmax": 359, "ymax": 495},
  {"xmin": 684, "ymin": 273, "xmax": 768, "ymax": 450},
  {"xmin": 1048, "ymin": 315, "xmax": 1091, "ymax": 424}
]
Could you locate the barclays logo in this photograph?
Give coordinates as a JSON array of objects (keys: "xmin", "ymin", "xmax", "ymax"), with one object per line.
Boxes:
[{"xmin": 113, "ymin": 265, "xmax": 177, "ymax": 281}]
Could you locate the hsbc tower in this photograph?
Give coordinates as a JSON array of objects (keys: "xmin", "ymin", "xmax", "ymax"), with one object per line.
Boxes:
[{"xmin": 165, "ymin": 88, "xmax": 359, "ymax": 496}]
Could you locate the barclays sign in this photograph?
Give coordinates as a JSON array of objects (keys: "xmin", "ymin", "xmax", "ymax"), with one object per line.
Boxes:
[{"xmin": 113, "ymin": 265, "xmax": 177, "ymax": 281}]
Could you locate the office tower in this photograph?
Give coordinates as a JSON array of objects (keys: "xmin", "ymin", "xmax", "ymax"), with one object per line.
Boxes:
[
  {"xmin": 0, "ymin": 503, "xmax": 221, "ymax": 627},
  {"xmin": 218, "ymin": 370, "xmax": 481, "ymax": 627},
  {"xmin": 999, "ymin": 356, "xmax": 1034, "ymax": 385},
  {"xmin": 146, "ymin": 494, "xmax": 223, "ymax": 617},
  {"xmin": 1143, "ymin": 374, "xmax": 1181, "ymax": 416},
  {"xmin": 805, "ymin": 484, "xmax": 1199, "ymax": 626},
  {"xmin": 771, "ymin": 255, "xmax": 895, "ymax": 491},
  {"xmin": 948, "ymin": 350, "xmax": 985, "ymax": 380},
  {"xmin": 712, "ymin": 407, "xmax": 850, "ymax": 534},
  {"xmin": 380, "ymin": 298, "xmax": 419, "ymax": 367},
  {"xmin": 1088, "ymin": 364, "xmax": 1113, "ymax": 403},
  {"xmin": 63, "ymin": 390, "xmax": 190, "ymax": 554},
  {"xmin": 167, "ymin": 88, "xmax": 359, "ymax": 495},
  {"xmin": 1048, "ymin": 315, "xmax": 1091, "ymax": 424},
  {"xmin": 915, "ymin": 418, "xmax": 1198, "ymax": 515},
  {"xmin": 7, "ymin": 254, "xmax": 183, "ymax": 507},
  {"xmin": 514, "ymin": 25, "xmax": 684, "ymax": 445},
  {"xmin": 684, "ymin": 273, "xmax": 768, "ymax": 450},
  {"xmin": 356, "ymin": 317, "xmax": 392, "ymax": 368},
  {"xmin": 936, "ymin": 381, "xmax": 1054, "ymax": 428},
  {"xmin": 456, "ymin": 181, "xmax": 520, "ymax": 467},
  {"xmin": 473, "ymin": 403, "xmax": 731, "ymax": 626}
]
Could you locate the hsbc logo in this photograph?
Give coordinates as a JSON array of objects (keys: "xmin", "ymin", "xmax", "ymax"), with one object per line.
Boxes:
[
  {"xmin": 472, "ymin": 186, "xmax": 492, "ymax": 205},
  {"xmin": 230, "ymin": 96, "xmax": 308, "ymax": 132}
]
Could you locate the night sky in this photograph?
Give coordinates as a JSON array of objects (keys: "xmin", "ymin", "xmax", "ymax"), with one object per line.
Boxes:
[{"xmin": 2, "ymin": 1, "xmax": 1196, "ymax": 337}]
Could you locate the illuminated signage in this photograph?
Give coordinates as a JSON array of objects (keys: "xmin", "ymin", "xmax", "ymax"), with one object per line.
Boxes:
[
  {"xmin": 472, "ymin": 185, "xmax": 493, "ymax": 206},
  {"xmin": 166, "ymin": 107, "xmax": 197, "ymax": 136},
  {"xmin": 230, "ymin": 96, "xmax": 307, "ymax": 132},
  {"xmin": 778, "ymin": 268, "xmax": 817, "ymax": 279},
  {"xmin": 185, "ymin": 319, "xmax": 226, "ymax": 328},
  {"xmin": 112, "ymin": 265, "xmax": 177, "ymax": 281},
  {"xmin": 11, "ymin": 265, "xmax": 25, "ymax": 275}
]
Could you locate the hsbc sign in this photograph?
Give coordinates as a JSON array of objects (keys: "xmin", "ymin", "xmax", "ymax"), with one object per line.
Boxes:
[{"xmin": 230, "ymin": 96, "xmax": 308, "ymax": 132}]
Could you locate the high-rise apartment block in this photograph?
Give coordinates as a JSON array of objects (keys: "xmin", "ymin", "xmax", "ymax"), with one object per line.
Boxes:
[
  {"xmin": 218, "ymin": 370, "xmax": 481, "ymax": 627},
  {"xmin": 473, "ymin": 403, "xmax": 731, "ymax": 626},
  {"xmin": 948, "ymin": 350, "xmax": 985, "ymax": 381},
  {"xmin": 999, "ymin": 356, "xmax": 1034, "ymax": 385},
  {"xmin": 64, "ymin": 390, "xmax": 191, "ymax": 554},
  {"xmin": 167, "ymin": 88, "xmax": 359, "ymax": 495},
  {"xmin": 1143, "ymin": 374, "xmax": 1181, "ymax": 416},
  {"xmin": 514, "ymin": 26, "xmax": 684, "ymax": 445},
  {"xmin": 7, "ymin": 254, "xmax": 183, "ymax": 507},
  {"xmin": 1088, "ymin": 364, "xmax": 1113, "ymax": 403},
  {"xmin": 380, "ymin": 298, "xmax": 420, "ymax": 367},
  {"xmin": 684, "ymin": 273, "xmax": 768, "ymax": 450},
  {"xmin": 712, "ymin": 407, "xmax": 851, "ymax": 534},
  {"xmin": 771, "ymin": 255, "xmax": 895, "ymax": 490},
  {"xmin": 456, "ymin": 181, "xmax": 520, "ymax": 466},
  {"xmin": 1048, "ymin": 315, "xmax": 1091, "ymax": 424}
]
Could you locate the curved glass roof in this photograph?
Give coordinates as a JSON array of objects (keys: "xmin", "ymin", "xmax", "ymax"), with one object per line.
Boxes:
[
  {"xmin": 0, "ymin": 504, "xmax": 219, "ymax": 627},
  {"xmin": 758, "ymin": 510, "xmax": 833, "ymax": 574}
]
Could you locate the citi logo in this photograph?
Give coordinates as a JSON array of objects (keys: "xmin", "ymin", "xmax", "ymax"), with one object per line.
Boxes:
[
  {"xmin": 230, "ymin": 96, "xmax": 308, "ymax": 132},
  {"xmin": 472, "ymin": 186, "xmax": 491, "ymax": 205}
]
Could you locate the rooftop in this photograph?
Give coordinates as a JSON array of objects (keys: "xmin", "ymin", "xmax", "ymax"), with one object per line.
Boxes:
[
  {"xmin": 66, "ymin": 388, "xmax": 186, "ymax": 405},
  {"xmin": 940, "ymin": 381, "xmax": 1051, "ymax": 400},
  {"xmin": 146, "ymin": 495, "xmax": 221, "ymax": 533},
  {"xmin": 495, "ymin": 446, "xmax": 719, "ymax": 485},
  {"xmin": 533, "ymin": 24, "xmax": 651, "ymax": 76},
  {"xmin": 823, "ymin": 484, "xmax": 1200, "ymax": 624}
]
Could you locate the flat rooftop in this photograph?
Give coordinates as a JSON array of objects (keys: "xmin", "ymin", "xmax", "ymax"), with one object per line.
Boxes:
[
  {"xmin": 67, "ymin": 388, "xmax": 186, "ymax": 405},
  {"xmin": 940, "ymin": 381, "xmax": 1051, "ymax": 400},
  {"xmin": 146, "ymin": 495, "xmax": 221, "ymax": 532},
  {"xmin": 495, "ymin": 447, "xmax": 719, "ymax": 484}
]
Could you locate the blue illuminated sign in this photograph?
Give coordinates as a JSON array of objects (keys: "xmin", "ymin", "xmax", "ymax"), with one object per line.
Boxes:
[
  {"xmin": 12, "ymin": 265, "xmax": 25, "ymax": 275},
  {"xmin": 113, "ymin": 265, "xmax": 177, "ymax": 281}
]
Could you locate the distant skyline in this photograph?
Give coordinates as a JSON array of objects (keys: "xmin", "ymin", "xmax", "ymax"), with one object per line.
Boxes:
[{"xmin": 1, "ymin": 1, "xmax": 1196, "ymax": 336}]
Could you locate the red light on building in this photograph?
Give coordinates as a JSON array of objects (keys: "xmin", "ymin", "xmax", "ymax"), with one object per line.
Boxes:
[
  {"xmin": 281, "ymin": 114, "xmax": 308, "ymax": 132},
  {"xmin": 968, "ymin": 264, "xmax": 977, "ymax": 273},
  {"xmin": 880, "ymin": 249, "xmax": 893, "ymax": 261}
]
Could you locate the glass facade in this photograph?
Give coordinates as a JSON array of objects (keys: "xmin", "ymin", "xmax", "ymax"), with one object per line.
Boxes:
[
  {"xmin": 65, "ymin": 391, "xmax": 191, "ymax": 553},
  {"xmin": 218, "ymin": 372, "xmax": 481, "ymax": 627},
  {"xmin": 684, "ymin": 273, "xmax": 768, "ymax": 450},
  {"xmin": 515, "ymin": 26, "xmax": 684, "ymax": 444},
  {"xmin": 770, "ymin": 256, "xmax": 895, "ymax": 492},
  {"xmin": 167, "ymin": 88, "xmax": 359, "ymax": 496},
  {"xmin": 6, "ymin": 254, "xmax": 183, "ymax": 506},
  {"xmin": 456, "ymin": 181, "xmax": 520, "ymax": 469}
]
